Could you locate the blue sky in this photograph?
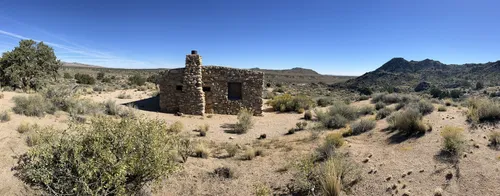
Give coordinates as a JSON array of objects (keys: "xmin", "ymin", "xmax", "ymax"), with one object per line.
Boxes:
[{"xmin": 0, "ymin": 0, "xmax": 499, "ymax": 76}]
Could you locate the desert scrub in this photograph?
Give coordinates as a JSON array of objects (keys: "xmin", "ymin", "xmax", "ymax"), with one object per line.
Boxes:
[
  {"xmin": 316, "ymin": 133, "xmax": 344, "ymax": 160},
  {"xmin": 0, "ymin": 111, "xmax": 10, "ymax": 122},
  {"xmin": 224, "ymin": 143, "xmax": 239, "ymax": 157},
  {"xmin": 488, "ymin": 131, "xmax": 500, "ymax": 149},
  {"xmin": 438, "ymin": 105, "xmax": 447, "ymax": 112},
  {"xmin": 376, "ymin": 107, "xmax": 393, "ymax": 120},
  {"xmin": 104, "ymin": 100, "xmax": 136, "ymax": 118},
  {"xmin": 268, "ymin": 94, "xmax": 315, "ymax": 112},
  {"xmin": 315, "ymin": 102, "xmax": 358, "ymax": 129},
  {"xmin": 466, "ymin": 97, "xmax": 500, "ymax": 123},
  {"xmin": 296, "ymin": 121, "xmax": 308, "ymax": 131},
  {"xmin": 243, "ymin": 148, "xmax": 257, "ymax": 160},
  {"xmin": 17, "ymin": 122, "xmax": 39, "ymax": 134},
  {"xmin": 12, "ymin": 94, "xmax": 54, "ymax": 117},
  {"xmin": 407, "ymin": 99, "xmax": 434, "ymax": 115},
  {"xmin": 213, "ymin": 167, "xmax": 235, "ymax": 179},
  {"xmin": 13, "ymin": 116, "xmax": 180, "ymax": 195},
  {"xmin": 0, "ymin": 93, "xmax": 4, "ymax": 99},
  {"xmin": 254, "ymin": 184, "xmax": 272, "ymax": 196},
  {"xmin": 233, "ymin": 108, "xmax": 254, "ymax": 134},
  {"xmin": 345, "ymin": 119, "xmax": 376, "ymax": 136},
  {"xmin": 194, "ymin": 143, "xmax": 210, "ymax": 158},
  {"xmin": 169, "ymin": 121, "xmax": 184, "ymax": 133},
  {"xmin": 317, "ymin": 98, "xmax": 333, "ymax": 107},
  {"xmin": 304, "ymin": 110, "xmax": 313, "ymax": 120},
  {"xmin": 387, "ymin": 108, "xmax": 428, "ymax": 135},
  {"xmin": 374, "ymin": 102, "xmax": 386, "ymax": 110},
  {"xmin": 371, "ymin": 93, "xmax": 401, "ymax": 104},
  {"xmin": 197, "ymin": 124, "xmax": 209, "ymax": 136},
  {"xmin": 117, "ymin": 92, "xmax": 132, "ymax": 99},
  {"xmin": 441, "ymin": 126, "xmax": 466, "ymax": 156},
  {"xmin": 357, "ymin": 105, "xmax": 374, "ymax": 115}
]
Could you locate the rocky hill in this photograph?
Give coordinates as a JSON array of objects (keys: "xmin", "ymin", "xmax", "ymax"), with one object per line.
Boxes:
[{"xmin": 340, "ymin": 58, "xmax": 500, "ymax": 92}]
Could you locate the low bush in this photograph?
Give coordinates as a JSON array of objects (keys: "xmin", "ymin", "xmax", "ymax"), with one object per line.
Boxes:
[
  {"xmin": 441, "ymin": 126, "xmax": 465, "ymax": 156},
  {"xmin": 387, "ymin": 108, "xmax": 427, "ymax": 135},
  {"xmin": 316, "ymin": 102, "xmax": 358, "ymax": 129},
  {"xmin": 101, "ymin": 77, "xmax": 112, "ymax": 83},
  {"xmin": 233, "ymin": 108, "xmax": 254, "ymax": 134},
  {"xmin": 17, "ymin": 122, "xmax": 38, "ymax": 134},
  {"xmin": 358, "ymin": 95, "xmax": 370, "ymax": 101},
  {"xmin": 268, "ymin": 94, "xmax": 315, "ymax": 113},
  {"xmin": 489, "ymin": 131, "xmax": 500, "ymax": 149},
  {"xmin": 317, "ymin": 98, "xmax": 333, "ymax": 107},
  {"xmin": 194, "ymin": 143, "xmax": 210, "ymax": 158},
  {"xmin": 96, "ymin": 72, "xmax": 105, "ymax": 80},
  {"xmin": 371, "ymin": 93, "xmax": 401, "ymax": 104},
  {"xmin": 254, "ymin": 184, "xmax": 272, "ymax": 196},
  {"xmin": 347, "ymin": 119, "xmax": 376, "ymax": 136},
  {"xmin": 128, "ymin": 74, "xmax": 146, "ymax": 86},
  {"xmin": 198, "ymin": 124, "xmax": 209, "ymax": 136},
  {"xmin": 376, "ymin": 108, "xmax": 393, "ymax": 120},
  {"xmin": 13, "ymin": 116, "xmax": 180, "ymax": 195},
  {"xmin": 316, "ymin": 133, "xmax": 344, "ymax": 160},
  {"xmin": 117, "ymin": 92, "xmax": 132, "ymax": 99},
  {"xmin": 407, "ymin": 100, "xmax": 434, "ymax": 115},
  {"xmin": 438, "ymin": 106, "xmax": 447, "ymax": 112},
  {"xmin": 466, "ymin": 98, "xmax": 500, "ymax": 123},
  {"xmin": 225, "ymin": 143, "xmax": 239, "ymax": 157},
  {"xmin": 12, "ymin": 95, "xmax": 54, "ymax": 117},
  {"xmin": 395, "ymin": 102, "xmax": 405, "ymax": 111},
  {"xmin": 63, "ymin": 72, "xmax": 72, "ymax": 79},
  {"xmin": 213, "ymin": 167, "xmax": 234, "ymax": 179},
  {"xmin": 103, "ymin": 100, "xmax": 136, "ymax": 118},
  {"xmin": 243, "ymin": 148, "xmax": 256, "ymax": 160},
  {"xmin": 74, "ymin": 73, "xmax": 96, "ymax": 85},
  {"xmin": 0, "ymin": 93, "xmax": 4, "ymax": 99},
  {"xmin": 0, "ymin": 111, "xmax": 10, "ymax": 122},
  {"xmin": 357, "ymin": 105, "xmax": 374, "ymax": 115},
  {"xmin": 374, "ymin": 102, "xmax": 386, "ymax": 110},
  {"xmin": 296, "ymin": 121, "xmax": 308, "ymax": 131},
  {"xmin": 304, "ymin": 110, "xmax": 313, "ymax": 120}
]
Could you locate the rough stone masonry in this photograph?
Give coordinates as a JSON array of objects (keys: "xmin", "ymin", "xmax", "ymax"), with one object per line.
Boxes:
[{"xmin": 159, "ymin": 50, "xmax": 264, "ymax": 115}]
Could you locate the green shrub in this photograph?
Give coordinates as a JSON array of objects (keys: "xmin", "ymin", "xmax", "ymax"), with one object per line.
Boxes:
[
  {"xmin": 374, "ymin": 102, "xmax": 386, "ymax": 110},
  {"xmin": 96, "ymin": 72, "xmax": 105, "ymax": 80},
  {"xmin": 316, "ymin": 133, "xmax": 344, "ymax": 160},
  {"xmin": 376, "ymin": 108, "xmax": 393, "ymax": 120},
  {"xmin": 489, "ymin": 131, "xmax": 500, "ymax": 149},
  {"xmin": 438, "ymin": 106, "xmax": 447, "ymax": 112},
  {"xmin": 317, "ymin": 98, "xmax": 333, "ymax": 107},
  {"xmin": 441, "ymin": 126, "xmax": 465, "ymax": 156},
  {"xmin": 74, "ymin": 73, "xmax": 96, "ymax": 85},
  {"xmin": 268, "ymin": 94, "xmax": 314, "ymax": 112},
  {"xmin": 357, "ymin": 105, "xmax": 374, "ymax": 115},
  {"xmin": 304, "ymin": 110, "xmax": 313, "ymax": 120},
  {"xmin": 63, "ymin": 72, "xmax": 72, "ymax": 79},
  {"xmin": 13, "ymin": 116, "xmax": 180, "ymax": 195},
  {"xmin": 347, "ymin": 119, "xmax": 376, "ymax": 136},
  {"xmin": 0, "ymin": 111, "xmax": 10, "ymax": 122},
  {"xmin": 225, "ymin": 143, "xmax": 239, "ymax": 157},
  {"xmin": 101, "ymin": 77, "xmax": 112, "ymax": 83},
  {"xmin": 466, "ymin": 98, "xmax": 500, "ymax": 123},
  {"xmin": 12, "ymin": 95, "xmax": 54, "ymax": 117},
  {"xmin": 316, "ymin": 102, "xmax": 358, "ymax": 129},
  {"xmin": 407, "ymin": 100, "xmax": 434, "ymax": 115},
  {"xmin": 387, "ymin": 108, "xmax": 427, "ymax": 135},
  {"xmin": 233, "ymin": 108, "xmax": 254, "ymax": 134},
  {"xmin": 128, "ymin": 74, "xmax": 146, "ymax": 86}
]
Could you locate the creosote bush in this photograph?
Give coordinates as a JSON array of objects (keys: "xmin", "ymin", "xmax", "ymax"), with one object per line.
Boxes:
[
  {"xmin": 346, "ymin": 119, "xmax": 376, "ymax": 136},
  {"xmin": 466, "ymin": 98, "xmax": 500, "ymax": 123},
  {"xmin": 268, "ymin": 94, "xmax": 315, "ymax": 113},
  {"xmin": 12, "ymin": 94, "xmax": 54, "ymax": 117},
  {"xmin": 488, "ymin": 131, "xmax": 500, "ymax": 149},
  {"xmin": 376, "ymin": 107, "xmax": 393, "ymax": 120},
  {"xmin": 13, "ymin": 116, "xmax": 180, "ymax": 195},
  {"xmin": 441, "ymin": 126, "xmax": 466, "ymax": 156},
  {"xmin": 233, "ymin": 108, "xmax": 254, "ymax": 134},
  {"xmin": 387, "ymin": 108, "xmax": 428, "ymax": 135},
  {"xmin": 0, "ymin": 111, "xmax": 10, "ymax": 122},
  {"xmin": 316, "ymin": 102, "xmax": 358, "ymax": 129}
]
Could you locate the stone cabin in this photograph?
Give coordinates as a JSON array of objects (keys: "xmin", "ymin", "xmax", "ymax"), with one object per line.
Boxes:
[{"xmin": 159, "ymin": 50, "xmax": 264, "ymax": 115}]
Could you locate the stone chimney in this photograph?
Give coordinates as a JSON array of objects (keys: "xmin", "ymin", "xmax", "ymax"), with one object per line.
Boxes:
[{"xmin": 180, "ymin": 50, "xmax": 205, "ymax": 115}]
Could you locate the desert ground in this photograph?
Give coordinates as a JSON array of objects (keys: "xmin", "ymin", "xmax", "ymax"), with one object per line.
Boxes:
[{"xmin": 1, "ymin": 84, "xmax": 499, "ymax": 196}]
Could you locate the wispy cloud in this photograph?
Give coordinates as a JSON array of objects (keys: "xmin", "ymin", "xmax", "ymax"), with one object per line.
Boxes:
[{"xmin": 0, "ymin": 29, "xmax": 165, "ymax": 68}]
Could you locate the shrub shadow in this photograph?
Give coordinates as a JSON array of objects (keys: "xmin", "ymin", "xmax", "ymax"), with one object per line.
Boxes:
[
  {"xmin": 221, "ymin": 123, "xmax": 239, "ymax": 134},
  {"xmin": 434, "ymin": 150, "xmax": 460, "ymax": 164},
  {"xmin": 122, "ymin": 96, "xmax": 159, "ymax": 112},
  {"xmin": 384, "ymin": 129, "xmax": 425, "ymax": 144}
]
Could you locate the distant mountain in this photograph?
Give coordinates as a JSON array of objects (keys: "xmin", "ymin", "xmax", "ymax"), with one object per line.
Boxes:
[
  {"xmin": 340, "ymin": 58, "xmax": 500, "ymax": 91},
  {"xmin": 250, "ymin": 67, "xmax": 320, "ymax": 76},
  {"xmin": 62, "ymin": 62, "xmax": 104, "ymax": 68}
]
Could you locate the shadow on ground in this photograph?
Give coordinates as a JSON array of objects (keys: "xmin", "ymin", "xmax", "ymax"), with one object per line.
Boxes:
[
  {"xmin": 381, "ymin": 127, "xmax": 426, "ymax": 144},
  {"xmin": 122, "ymin": 96, "xmax": 160, "ymax": 112}
]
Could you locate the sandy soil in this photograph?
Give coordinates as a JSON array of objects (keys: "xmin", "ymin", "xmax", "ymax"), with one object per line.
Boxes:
[{"xmin": 1, "ymin": 90, "xmax": 499, "ymax": 196}]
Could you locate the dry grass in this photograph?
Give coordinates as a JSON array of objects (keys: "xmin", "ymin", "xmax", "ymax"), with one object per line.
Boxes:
[
  {"xmin": 317, "ymin": 133, "xmax": 344, "ymax": 160},
  {"xmin": 194, "ymin": 143, "xmax": 210, "ymax": 158},
  {"xmin": 489, "ymin": 131, "xmax": 500, "ymax": 149},
  {"xmin": 233, "ymin": 108, "xmax": 254, "ymax": 134},
  {"xmin": 387, "ymin": 108, "xmax": 427, "ymax": 135},
  {"xmin": 320, "ymin": 158, "xmax": 342, "ymax": 196},
  {"xmin": 441, "ymin": 126, "xmax": 466, "ymax": 156},
  {"xmin": 243, "ymin": 147, "xmax": 256, "ymax": 160},
  {"xmin": 466, "ymin": 97, "xmax": 500, "ymax": 123}
]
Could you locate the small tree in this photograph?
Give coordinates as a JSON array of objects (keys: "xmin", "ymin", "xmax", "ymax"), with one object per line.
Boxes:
[{"xmin": 0, "ymin": 40, "xmax": 61, "ymax": 90}]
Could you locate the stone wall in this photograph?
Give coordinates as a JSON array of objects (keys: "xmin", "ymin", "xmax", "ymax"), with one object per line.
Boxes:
[
  {"xmin": 202, "ymin": 66, "xmax": 263, "ymax": 115},
  {"xmin": 159, "ymin": 51, "xmax": 264, "ymax": 115}
]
